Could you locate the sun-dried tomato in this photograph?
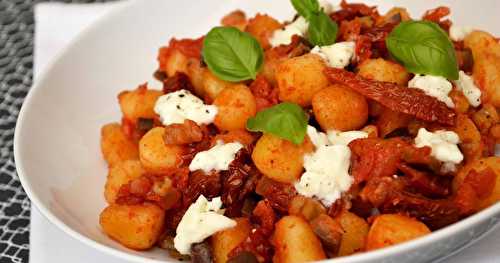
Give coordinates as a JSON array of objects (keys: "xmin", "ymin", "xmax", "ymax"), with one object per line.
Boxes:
[
  {"xmin": 249, "ymin": 76, "xmax": 279, "ymax": 111},
  {"xmin": 422, "ymin": 6, "xmax": 449, "ymax": 23},
  {"xmin": 338, "ymin": 19, "xmax": 362, "ymax": 42},
  {"xmin": 398, "ymin": 163, "xmax": 450, "ymax": 198},
  {"xmin": 349, "ymin": 137, "xmax": 432, "ymax": 184},
  {"xmin": 229, "ymin": 200, "xmax": 276, "ymax": 263},
  {"xmin": 163, "ymin": 120, "xmax": 203, "ymax": 145},
  {"xmin": 330, "ymin": 0, "xmax": 380, "ymax": 22},
  {"xmin": 222, "ymin": 147, "xmax": 261, "ymax": 217},
  {"xmin": 182, "ymin": 170, "xmax": 222, "ymax": 207},
  {"xmin": 162, "ymin": 72, "xmax": 195, "ymax": 94},
  {"xmin": 180, "ymin": 124, "xmax": 218, "ymax": 166},
  {"xmin": 324, "ymin": 68, "xmax": 457, "ymax": 125},
  {"xmin": 382, "ymin": 190, "xmax": 461, "ymax": 230},
  {"xmin": 255, "ymin": 176, "xmax": 297, "ymax": 213},
  {"xmin": 422, "ymin": 6, "xmax": 451, "ymax": 31}
]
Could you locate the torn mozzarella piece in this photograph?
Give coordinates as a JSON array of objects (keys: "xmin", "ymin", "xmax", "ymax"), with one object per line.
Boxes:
[
  {"xmin": 295, "ymin": 144, "xmax": 353, "ymax": 206},
  {"xmin": 311, "ymin": 41, "xmax": 355, "ymax": 68},
  {"xmin": 269, "ymin": 16, "xmax": 309, "ymax": 47},
  {"xmin": 296, "ymin": 126, "xmax": 357, "ymax": 206},
  {"xmin": 327, "ymin": 130, "xmax": 368, "ymax": 146},
  {"xmin": 408, "ymin": 74, "xmax": 455, "ymax": 108},
  {"xmin": 454, "ymin": 70, "xmax": 482, "ymax": 107},
  {"xmin": 414, "ymin": 128, "xmax": 463, "ymax": 167},
  {"xmin": 189, "ymin": 140, "xmax": 243, "ymax": 173},
  {"xmin": 154, "ymin": 89, "xmax": 217, "ymax": 126},
  {"xmin": 174, "ymin": 195, "xmax": 236, "ymax": 254},
  {"xmin": 449, "ymin": 25, "xmax": 474, "ymax": 42}
]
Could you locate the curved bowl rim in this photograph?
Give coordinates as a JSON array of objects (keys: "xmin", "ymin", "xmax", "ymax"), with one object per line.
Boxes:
[{"xmin": 13, "ymin": 0, "xmax": 500, "ymax": 262}]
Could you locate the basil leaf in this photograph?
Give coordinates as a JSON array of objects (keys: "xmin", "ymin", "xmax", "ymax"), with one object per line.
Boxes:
[
  {"xmin": 308, "ymin": 12, "xmax": 338, "ymax": 46},
  {"xmin": 291, "ymin": 0, "xmax": 320, "ymax": 19},
  {"xmin": 386, "ymin": 20, "xmax": 459, "ymax": 80},
  {"xmin": 246, "ymin": 102, "xmax": 308, "ymax": 145},
  {"xmin": 203, "ymin": 27, "xmax": 264, "ymax": 82}
]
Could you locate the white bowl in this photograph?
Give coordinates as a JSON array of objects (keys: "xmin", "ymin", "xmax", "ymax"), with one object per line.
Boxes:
[{"xmin": 14, "ymin": 0, "xmax": 500, "ymax": 262}]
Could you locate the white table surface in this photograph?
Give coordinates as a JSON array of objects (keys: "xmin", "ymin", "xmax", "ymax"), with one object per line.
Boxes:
[{"xmin": 30, "ymin": 1, "xmax": 500, "ymax": 262}]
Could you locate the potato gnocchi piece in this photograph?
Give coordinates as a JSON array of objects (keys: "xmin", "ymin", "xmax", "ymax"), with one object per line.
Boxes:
[
  {"xmin": 453, "ymin": 157, "xmax": 500, "ymax": 210},
  {"xmin": 273, "ymin": 215, "xmax": 326, "ymax": 263},
  {"xmin": 312, "ymin": 84, "xmax": 369, "ymax": 132},
  {"xmin": 214, "ymin": 84, "xmax": 257, "ymax": 131},
  {"xmin": 245, "ymin": 14, "xmax": 282, "ymax": 50},
  {"xmin": 118, "ymin": 85, "xmax": 163, "ymax": 123},
  {"xmin": 464, "ymin": 31, "xmax": 500, "ymax": 107},
  {"xmin": 335, "ymin": 211, "xmax": 369, "ymax": 256},
  {"xmin": 99, "ymin": 203, "xmax": 164, "ymax": 250},
  {"xmin": 453, "ymin": 114, "xmax": 483, "ymax": 162},
  {"xmin": 252, "ymin": 133, "xmax": 313, "ymax": 183},
  {"xmin": 366, "ymin": 214, "xmax": 430, "ymax": 251},
  {"xmin": 357, "ymin": 58, "xmax": 410, "ymax": 85},
  {"xmin": 211, "ymin": 218, "xmax": 251, "ymax": 263},
  {"xmin": 139, "ymin": 127, "xmax": 184, "ymax": 174},
  {"xmin": 104, "ymin": 160, "xmax": 144, "ymax": 204},
  {"xmin": 101, "ymin": 123, "xmax": 138, "ymax": 167},
  {"xmin": 202, "ymin": 70, "xmax": 235, "ymax": 103},
  {"xmin": 276, "ymin": 54, "xmax": 330, "ymax": 107}
]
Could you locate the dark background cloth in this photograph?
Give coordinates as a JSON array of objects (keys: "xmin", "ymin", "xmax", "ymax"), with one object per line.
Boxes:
[{"xmin": 0, "ymin": 1, "xmax": 113, "ymax": 262}]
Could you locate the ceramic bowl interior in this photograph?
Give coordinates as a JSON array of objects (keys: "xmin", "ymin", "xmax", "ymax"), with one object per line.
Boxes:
[{"xmin": 14, "ymin": 0, "xmax": 500, "ymax": 262}]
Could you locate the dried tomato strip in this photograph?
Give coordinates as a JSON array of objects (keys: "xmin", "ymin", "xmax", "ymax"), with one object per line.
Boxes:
[{"xmin": 324, "ymin": 68, "xmax": 456, "ymax": 125}]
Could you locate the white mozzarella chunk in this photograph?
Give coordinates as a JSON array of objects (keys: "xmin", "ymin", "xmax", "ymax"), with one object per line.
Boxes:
[
  {"xmin": 154, "ymin": 89, "xmax": 217, "ymax": 126},
  {"xmin": 454, "ymin": 70, "xmax": 482, "ymax": 107},
  {"xmin": 414, "ymin": 128, "xmax": 464, "ymax": 166},
  {"xmin": 408, "ymin": 74, "xmax": 455, "ymax": 108},
  {"xmin": 269, "ymin": 16, "xmax": 309, "ymax": 47},
  {"xmin": 310, "ymin": 41, "xmax": 355, "ymax": 68},
  {"xmin": 295, "ymin": 145, "xmax": 353, "ymax": 206},
  {"xmin": 174, "ymin": 195, "xmax": 236, "ymax": 254},
  {"xmin": 189, "ymin": 140, "xmax": 243, "ymax": 173},
  {"xmin": 449, "ymin": 25, "xmax": 474, "ymax": 42}
]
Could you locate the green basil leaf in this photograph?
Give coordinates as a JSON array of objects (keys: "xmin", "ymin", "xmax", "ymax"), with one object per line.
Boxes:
[
  {"xmin": 203, "ymin": 27, "xmax": 264, "ymax": 82},
  {"xmin": 386, "ymin": 20, "xmax": 459, "ymax": 80},
  {"xmin": 291, "ymin": 0, "xmax": 320, "ymax": 19},
  {"xmin": 308, "ymin": 12, "xmax": 338, "ymax": 46},
  {"xmin": 246, "ymin": 102, "xmax": 308, "ymax": 145}
]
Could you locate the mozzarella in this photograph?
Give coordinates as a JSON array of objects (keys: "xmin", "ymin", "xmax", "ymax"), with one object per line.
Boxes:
[
  {"xmin": 154, "ymin": 89, "xmax": 217, "ymax": 126},
  {"xmin": 296, "ymin": 126, "xmax": 356, "ymax": 206},
  {"xmin": 414, "ymin": 128, "xmax": 463, "ymax": 165},
  {"xmin": 174, "ymin": 195, "xmax": 236, "ymax": 254},
  {"xmin": 295, "ymin": 145, "xmax": 353, "ymax": 206},
  {"xmin": 307, "ymin": 125, "xmax": 329, "ymax": 147},
  {"xmin": 449, "ymin": 25, "xmax": 474, "ymax": 42},
  {"xmin": 269, "ymin": 16, "xmax": 309, "ymax": 47},
  {"xmin": 454, "ymin": 70, "xmax": 482, "ymax": 107},
  {"xmin": 319, "ymin": 0, "xmax": 335, "ymax": 13},
  {"xmin": 327, "ymin": 130, "xmax": 368, "ymax": 146},
  {"xmin": 311, "ymin": 41, "xmax": 355, "ymax": 68},
  {"xmin": 408, "ymin": 74, "xmax": 454, "ymax": 108},
  {"xmin": 189, "ymin": 140, "xmax": 243, "ymax": 173}
]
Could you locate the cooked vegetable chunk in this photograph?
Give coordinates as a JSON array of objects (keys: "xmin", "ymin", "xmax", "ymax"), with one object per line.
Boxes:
[
  {"xmin": 273, "ymin": 215, "xmax": 326, "ymax": 263},
  {"xmin": 100, "ymin": 203, "xmax": 164, "ymax": 250},
  {"xmin": 366, "ymin": 214, "xmax": 430, "ymax": 251},
  {"xmin": 101, "ymin": 123, "xmax": 138, "ymax": 167}
]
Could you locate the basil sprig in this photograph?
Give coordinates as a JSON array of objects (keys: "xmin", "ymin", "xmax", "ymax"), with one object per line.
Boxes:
[
  {"xmin": 386, "ymin": 20, "xmax": 459, "ymax": 80},
  {"xmin": 246, "ymin": 102, "xmax": 308, "ymax": 145},
  {"xmin": 291, "ymin": 0, "xmax": 320, "ymax": 19},
  {"xmin": 290, "ymin": 0, "xmax": 338, "ymax": 47},
  {"xmin": 308, "ymin": 12, "xmax": 338, "ymax": 46},
  {"xmin": 203, "ymin": 27, "xmax": 264, "ymax": 82}
]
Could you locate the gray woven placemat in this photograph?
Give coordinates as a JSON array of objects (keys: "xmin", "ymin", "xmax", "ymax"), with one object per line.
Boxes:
[{"xmin": 0, "ymin": 1, "xmax": 113, "ymax": 262}]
